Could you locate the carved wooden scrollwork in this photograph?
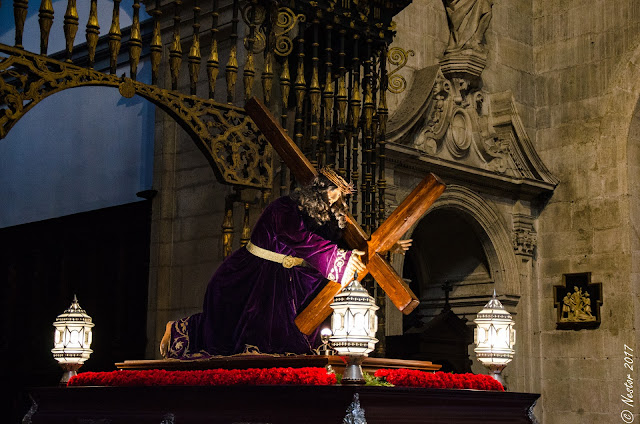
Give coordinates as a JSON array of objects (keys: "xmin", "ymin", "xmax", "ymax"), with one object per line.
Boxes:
[{"xmin": 0, "ymin": 43, "xmax": 273, "ymax": 189}]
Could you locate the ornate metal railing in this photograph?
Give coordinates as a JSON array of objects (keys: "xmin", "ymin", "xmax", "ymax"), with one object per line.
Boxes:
[
  {"xmin": 3, "ymin": 0, "xmax": 410, "ymax": 230},
  {"xmin": 3, "ymin": 0, "xmax": 414, "ymax": 356}
]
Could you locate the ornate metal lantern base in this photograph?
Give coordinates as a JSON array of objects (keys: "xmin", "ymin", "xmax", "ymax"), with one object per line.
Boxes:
[
  {"xmin": 59, "ymin": 363, "xmax": 83, "ymax": 385},
  {"xmin": 487, "ymin": 364, "xmax": 506, "ymax": 389},
  {"xmin": 341, "ymin": 355, "xmax": 366, "ymax": 385}
]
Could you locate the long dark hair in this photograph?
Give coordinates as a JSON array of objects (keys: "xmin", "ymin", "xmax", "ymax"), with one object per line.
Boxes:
[{"xmin": 290, "ymin": 174, "xmax": 349, "ymax": 232}]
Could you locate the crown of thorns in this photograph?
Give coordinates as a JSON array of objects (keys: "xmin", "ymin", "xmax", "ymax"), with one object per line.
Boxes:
[{"xmin": 318, "ymin": 167, "xmax": 355, "ymax": 195}]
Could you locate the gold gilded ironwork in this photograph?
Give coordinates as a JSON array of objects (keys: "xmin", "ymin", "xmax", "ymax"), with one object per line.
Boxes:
[
  {"xmin": 226, "ymin": 45, "xmax": 239, "ymax": 102},
  {"xmin": 129, "ymin": 0, "xmax": 142, "ymax": 80},
  {"xmin": 363, "ymin": 79, "xmax": 374, "ymax": 131},
  {"xmin": 387, "ymin": 47, "xmax": 414, "ymax": 94},
  {"xmin": 336, "ymin": 29, "xmax": 347, "ymax": 127},
  {"xmin": 119, "ymin": 77, "xmax": 136, "ymax": 98},
  {"xmin": 0, "ymin": 44, "xmax": 273, "ymax": 189},
  {"xmin": 279, "ymin": 58, "xmax": 291, "ymax": 194},
  {"xmin": 169, "ymin": 0, "xmax": 183, "ymax": 90},
  {"xmin": 322, "ymin": 24, "xmax": 334, "ymax": 165},
  {"xmin": 207, "ymin": 0, "xmax": 220, "ymax": 99},
  {"xmin": 274, "ymin": 7, "xmax": 305, "ymax": 57},
  {"xmin": 63, "ymin": 0, "xmax": 79, "ymax": 62},
  {"xmin": 207, "ymin": 41, "xmax": 219, "ymax": 98},
  {"xmin": 222, "ymin": 205, "xmax": 234, "ymax": 258},
  {"xmin": 241, "ymin": 3, "xmax": 266, "ymax": 54},
  {"xmin": 150, "ymin": 0, "xmax": 162, "ymax": 85},
  {"xmin": 309, "ymin": 23, "xmax": 321, "ymax": 119},
  {"xmin": 242, "ymin": 2, "xmax": 258, "ymax": 101},
  {"xmin": 261, "ymin": 189, "xmax": 271, "ymax": 206},
  {"xmin": 349, "ymin": 34, "xmax": 361, "ymax": 217},
  {"xmin": 240, "ymin": 202, "xmax": 251, "ymax": 247},
  {"xmin": 294, "ymin": 56, "xmax": 305, "ymax": 113},
  {"xmin": 280, "ymin": 59, "xmax": 291, "ymax": 110},
  {"xmin": 38, "ymin": 0, "xmax": 54, "ymax": 55},
  {"xmin": 322, "ymin": 25, "xmax": 334, "ymax": 121},
  {"xmin": 240, "ymin": 2, "xmax": 266, "ymax": 28},
  {"xmin": 188, "ymin": 0, "xmax": 202, "ymax": 95},
  {"xmin": 309, "ymin": 20, "xmax": 321, "ymax": 165},
  {"xmin": 243, "ymin": 7, "xmax": 305, "ymax": 57},
  {"xmin": 108, "ymin": 0, "xmax": 121, "ymax": 74},
  {"xmin": 261, "ymin": 52, "xmax": 274, "ymax": 106},
  {"xmin": 294, "ymin": 39, "xmax": 305, "ymax": 148},
  {"xmin": 14, "ymin": 0, "xmax": 29, "ymax": 49},
  {"xmin": 336, "ymin": 29, "xmax": 347, "ymax": 173},
  {"xmin": 336, "ymin": 73, "xmax": 347, "ymax": 123},
  {"xmin": 86, "ymin": 0, "xmax": 100, "ymax": 68},
  {"xmin": 560, "ymin": 287, "xmax": 596, "ymax": 323},
  {"xmin": 243, "ymin": 51, "xmax": 255, "ymax": 101},
  {"xmin": 226, "ymin": 0, "xmax": 240, "ymax": 103},
  {"xmin": 377, "ymin": 45, "xmax": 388, "ymax": 223}
]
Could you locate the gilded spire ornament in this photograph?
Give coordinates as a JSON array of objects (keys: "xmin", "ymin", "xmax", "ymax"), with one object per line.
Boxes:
[
  {"xmin": 129, "ymin": 0, "xmax": 142, "ymax": 80},
  {"xmin": 150, "ymin": 0, "xmax": 163, "ymax": 85},
  {"xmin": 85, "ymin": 0, "xmax": 100, "ymax": 68},
  {"xmin": 169, "ymin": 0, "xmax": 183, "ymax": 90},
  {"xmin": 38, "ymin": 0, "xmax": 54, "ymax": 55},
  {"xmin": 63, "ymin": 0, "xmax": 79, "ymax": 62},
  {"xmin": 207, "ymin": 0, "xmax": 220, "ymax": 99},
  {"xmin": 107, "ymin": 0, "xmax": 122, "ymax": 74},
  {"xmin": 226, "ymin": 0, "xmax": 240, "ymax": 103},
  {"xmin": 14, "ymin": 0, "xmax": 29, "ymax": 49},
  {"xmin": 261, "ymin": 52, "xmax": 274, "ymax": 107},
  {"xmin": 222, "ymin": 204, "xmax": 234, "ymax": 258},
  {"xmin": 240, "ymin": 202, "xmax": 251, "ymax": 247},
  {"xmin": 188, "ymin": 0, "xmax": 202, "ymax": 95}
]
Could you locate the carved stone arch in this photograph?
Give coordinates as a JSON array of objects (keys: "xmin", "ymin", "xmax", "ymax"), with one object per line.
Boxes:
[
  {"xmin": 393, "ymin": 184, "xmax": 519, "ymax": 298},
  {"xmin": 0, "ymin": 44, "xmax": 273, "ymax": 189},
  {"xmin": 386, "ymin": 184, "xmax": 517, "ymax": 371}
]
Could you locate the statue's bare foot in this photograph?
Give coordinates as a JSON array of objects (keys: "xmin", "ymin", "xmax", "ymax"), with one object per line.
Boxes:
[{"xmin": 159, "ymin": 321, "xmax": 173, "ymax": 358}]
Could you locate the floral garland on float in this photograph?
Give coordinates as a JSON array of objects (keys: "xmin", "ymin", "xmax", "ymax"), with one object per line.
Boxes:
[{"xmin": 67, "ymin": 367, "xmax": 503, "ymax": 391}]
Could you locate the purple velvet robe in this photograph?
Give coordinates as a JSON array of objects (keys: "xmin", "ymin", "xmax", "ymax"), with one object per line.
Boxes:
[{"xmin": 168, "ymin": 196, "xmax": 353, "ymax": 358}]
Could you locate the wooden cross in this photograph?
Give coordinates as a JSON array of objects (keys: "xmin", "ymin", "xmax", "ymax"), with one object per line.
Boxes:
[{"xmin": 245, "ymin": 97, "xmax": 446, "ymax": 335}]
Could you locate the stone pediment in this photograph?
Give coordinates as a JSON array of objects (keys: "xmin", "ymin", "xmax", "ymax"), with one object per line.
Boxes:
[{"xmin": 386, "ymin": 65, "xmax": 558, "ymax": 199}]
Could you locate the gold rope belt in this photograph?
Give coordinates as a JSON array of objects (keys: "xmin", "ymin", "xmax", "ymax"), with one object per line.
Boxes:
[{"xmin": 246, "ymin": 241, "xmax": 307, "ymax": 269}]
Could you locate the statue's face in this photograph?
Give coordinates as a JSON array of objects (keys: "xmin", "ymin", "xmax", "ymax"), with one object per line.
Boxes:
[{"xmin": 327, "ymin": 187, "xmax": 342, "ymax": 205}]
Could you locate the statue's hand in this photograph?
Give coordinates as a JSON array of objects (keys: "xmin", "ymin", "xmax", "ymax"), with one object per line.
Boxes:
[
  {"xmin": 351, "ymin": 250, "xmax": 366, "ymax": 274},
  {"xmin": 390, "ymin": 239, "xmax": 412, "ymax": 254},
  {"xmin": 341, "ymin": 250, "xmax": 366, "ymax": 286}
]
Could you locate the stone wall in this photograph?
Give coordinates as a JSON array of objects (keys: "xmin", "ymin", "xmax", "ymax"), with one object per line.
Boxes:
[
  {"xmin": 146, "ymin": 111, "xmax": 225, "ymax": 358},
  {"xmin": 387, "ymin": 0, "xmax": 640, "ymax": 422},
  {"xmin": 533, "ymin": 0, "xmax": 640, "ymax": 422}
]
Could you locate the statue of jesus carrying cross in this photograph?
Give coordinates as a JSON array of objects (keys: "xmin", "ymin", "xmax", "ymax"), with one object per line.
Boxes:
[{"xmin": 160, "ymin": 98, "xmax": 445, "ymax": 358}]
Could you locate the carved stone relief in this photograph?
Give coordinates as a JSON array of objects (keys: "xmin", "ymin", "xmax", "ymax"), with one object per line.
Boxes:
[
  {"xmin": 404, "ymin": 72, "xmax": 514, "ymax": 178},
  {"xmin": 387, "ymin": 63, "xmax": 558, "ymax": 191},
  {"xmin": 512, "ymin": 213, "xmax": 536, "ymax": 257}
]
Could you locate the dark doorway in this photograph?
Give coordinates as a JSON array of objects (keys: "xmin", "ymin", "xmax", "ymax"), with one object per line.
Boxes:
[
  {"xmin": 387, "ymin": 208, "xmax": 491, "ymax": 373},
  {"xmin": 0, "ymin": 201, "xmax": 151, "ymax": 422}
]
